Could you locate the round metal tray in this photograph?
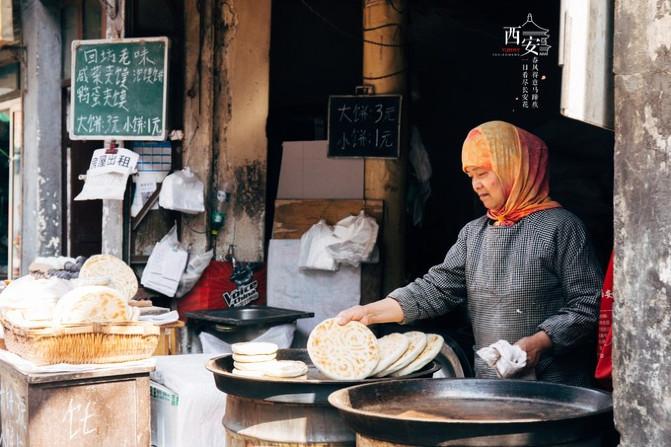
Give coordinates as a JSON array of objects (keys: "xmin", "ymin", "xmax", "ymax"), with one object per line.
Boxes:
[
  {"xmin": 207, "ymin": 348, "xmax": 440, "ymax": 404},
  {"xmin": 328, "ymin": 378, "xmax": 613, "ymax": 446}
]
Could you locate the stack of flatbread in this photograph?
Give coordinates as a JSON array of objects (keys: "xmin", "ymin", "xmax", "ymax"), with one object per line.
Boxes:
[
  {"xmin": 371, "ymin": 332, "xmax": 444, "ymax": 378},
  {"xmin": 306, "ymin": 318, "xmax": 444, "ymax": 380},
  {"xmin": 231, "ymin": 342, "xmax": 308, "ymax": 379}
]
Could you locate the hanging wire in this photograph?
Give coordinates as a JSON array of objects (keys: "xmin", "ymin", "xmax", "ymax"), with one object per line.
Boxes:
[
  {"xmin": 386, "ymin": 0, "xmax": 405, "ymax": 14},
  {"xmin": 299, "ymin": 0, "xmax": 405, "ymax": 48},
  {"xmin": 184, "ymin": 219, "xmax": 208, "ymax": 235},
  {"xmin": 363, "ymin": 67, "xmax": 407, "ymax": 80}
]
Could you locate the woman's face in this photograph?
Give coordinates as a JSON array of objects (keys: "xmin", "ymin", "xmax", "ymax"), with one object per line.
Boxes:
[{"xmin": 466, "ymin": 167, "xmax": 506, "ymax": 210}]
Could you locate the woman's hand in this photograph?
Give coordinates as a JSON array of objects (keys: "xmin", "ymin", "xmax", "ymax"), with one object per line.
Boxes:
[
  {"xmin": 336, "ymin": 298, "xmax": 405, "ymax": 326},
  {"xmin": 336, "ymin": 305, "xmax": 373, "ymax": 326},
  {"xmin": 515, "ymin": 331, "xmax": 553, "ymax": 367}
]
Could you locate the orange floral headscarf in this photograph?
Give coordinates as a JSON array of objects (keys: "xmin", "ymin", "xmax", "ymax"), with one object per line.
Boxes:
[{"xmin": 461, "ymin": 120, "xmax": 561, "ymax": 226}]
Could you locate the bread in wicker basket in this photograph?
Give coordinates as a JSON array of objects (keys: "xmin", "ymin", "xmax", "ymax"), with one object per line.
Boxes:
[{"xmin": 1, "ymin": 317, "xmax": 159, "ymax": 365}]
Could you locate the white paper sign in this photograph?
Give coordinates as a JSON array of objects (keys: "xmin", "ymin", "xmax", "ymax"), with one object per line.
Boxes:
[
  {"xmin": 130, "ymin": 174, "xmax": 159, "ymax": 217},
  {"xmin": 75, "ymin": 147, "xmax": 139, "ymax": 201}
]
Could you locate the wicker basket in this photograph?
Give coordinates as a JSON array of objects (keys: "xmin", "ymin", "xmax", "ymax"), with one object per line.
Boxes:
[{"xmin": 1, "ymin": 318, "xmax": 160, "ymax": 365}]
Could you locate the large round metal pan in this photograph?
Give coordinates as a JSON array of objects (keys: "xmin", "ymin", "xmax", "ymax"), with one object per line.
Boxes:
[
  {"xmin": 207, "ymin": 348, "xmax": 440, "ymax": 404},
  {"xmin": 328, "ymin": 378, "xmax": 613, "ymax": 446}
]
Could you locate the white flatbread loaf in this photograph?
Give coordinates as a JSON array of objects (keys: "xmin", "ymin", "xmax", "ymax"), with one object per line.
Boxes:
[
  {"xmin": 231, "ymin": 341, "xmax": 278, "ymax": 356},
  {"xmin": 233, "ymin": 360, "xmax": 278, "ymax": 371},
  {"xmin": 232, "ymin": 368, "xmax": 266, "ymax": 378},
  {"xmin": 79, "ymin": 255, "xmax": 138, "ymax": 301},
  {"xmin": 391, "ymin": 334, "xmax": 444, "ymax": 377},
  {"xmin": 53, "ymin": 286, "xmax": 130, "ymax": 324},
  {"xmin": 370, "ymin": 333, "xmax": 410, "ymax": 377},
  {"xmin": 264, "ymin": 360, "xmax": 308, "ymax": 378},
  {"xmin": 375, "ymin": 331, "xmax": 427, "ymax": 377},
  {"xmin": 307, "ymin": 318, "xmax": 379, "ymax": 380},
  {"xmin": 232, "ymin": 353, "xmax": 276, "ymax": 363}
]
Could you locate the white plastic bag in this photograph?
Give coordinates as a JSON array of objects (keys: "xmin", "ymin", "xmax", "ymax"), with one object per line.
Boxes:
[
  {"xmin": 175, "ymin": 250, "xmax": 214, "ymax": 298},
  {"xmin": 159, "ymin": 167, "xmax": 205, "ymax": 214},
  {"xmin": 141, "ymin": 226, "xmax": 189, "ymax": 297},
  {"xmin": 298, "ymin": 219, "xmax": 339, "ymax": 271},
  {"xmin": 326, "ymin": 211, "xmax": 379, "ymax": 267}
]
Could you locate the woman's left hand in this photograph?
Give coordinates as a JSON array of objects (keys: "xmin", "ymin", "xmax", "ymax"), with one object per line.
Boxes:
[{"xmin": 515, "ymin": 331, "xmax": 553, "ymax": 367}]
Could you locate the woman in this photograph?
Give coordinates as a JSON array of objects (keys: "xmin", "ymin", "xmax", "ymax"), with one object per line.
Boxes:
[{"xmin": 337, "ymin": 121, "xmax": 602, "ymax": 386}]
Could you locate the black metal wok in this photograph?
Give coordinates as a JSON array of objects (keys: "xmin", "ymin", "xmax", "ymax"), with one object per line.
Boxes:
[
  {"xmin": 328, "ymin": 378, "xmax": 613, "ymax": 446},
  {"xmin": 207, "ymin": 348, "xmax": 440, "ymax": 404}
]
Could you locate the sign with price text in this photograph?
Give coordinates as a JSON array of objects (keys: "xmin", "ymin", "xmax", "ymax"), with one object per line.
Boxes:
[
  {"xmin": 327, "ymin": 95, "xmax": 402, "ymax": 158},
  {"xmin": 69, "ymin": 37, "xmax": 169, "ymax": 141}
]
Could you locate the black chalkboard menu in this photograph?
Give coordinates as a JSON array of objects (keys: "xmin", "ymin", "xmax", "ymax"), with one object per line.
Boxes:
[{"xmin": 327, "ymin": 95, "xmax": 402, "ymax": 158}]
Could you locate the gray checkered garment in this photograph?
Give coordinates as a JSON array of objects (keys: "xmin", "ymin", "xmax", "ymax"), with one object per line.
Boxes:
[{"xmin": 389, "ymin": 208, "xmax": 602, "ymax": 386}]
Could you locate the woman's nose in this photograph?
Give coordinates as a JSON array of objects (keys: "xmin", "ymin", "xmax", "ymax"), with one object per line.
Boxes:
[{"xmin": 472, "ymin": 178, "xmax": 482, "ymax": 191}]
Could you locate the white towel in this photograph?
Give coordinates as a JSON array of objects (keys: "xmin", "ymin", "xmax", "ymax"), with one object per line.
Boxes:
[{"xmin": 476, "ymin": 340, "xmax": 535, "ymax": 379}]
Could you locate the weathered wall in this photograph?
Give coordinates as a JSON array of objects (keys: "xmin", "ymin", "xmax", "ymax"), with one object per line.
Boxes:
[
  {"xmin": 182, "ymin": 0, "xmax": 270, "ymax": 262},
  {"xmin": 20, "ymin": 0, "xmax": 62, "ymax": 269},
  {"xmin": 613, "ymin": 1, "xmax": 671, "ymax": 444}
]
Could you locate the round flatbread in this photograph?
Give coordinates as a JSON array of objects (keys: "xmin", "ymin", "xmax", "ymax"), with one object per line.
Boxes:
[
  {"xmin": 232, "ymin": 368, "xmax": 266, "ymax": 378},
  {"xmin": 307, "ymin": 318, "xmax": 379, "ymax": 380},
  {"xmin": 264, "ymin": 360, "xmax": 308, "ymax": 378},
  {"xmin": 231, "ymin": 341, "xmax": 278, "ymax": 356},
  {"xmin": 54, "ymin": 286, "xmax": 130, "ymax": 324},
  {"xmin": 375, "ymin": 331, "xmax": 427, "ymax": 377},
  {"xmin": 79, "ymin": 255, "xmax": 138, "ymax": 301},
  {"xmin": 232, "ymin": 353, "xmax": 276, "ymax": 363},
  {"xmin": 233, "ymin": 360, "xmax": 277, "ymax": 371},
  {"xmin": 391, "ymin": 334, "xmax": 444, "ymax": 377},
  {"xmin": 370, "ymin": 333, "xmax": 410, "ymax": 377}
]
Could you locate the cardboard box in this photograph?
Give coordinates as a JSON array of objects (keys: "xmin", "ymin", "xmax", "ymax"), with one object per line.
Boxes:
[
  {"xmin": 150, "ymin": 381, "xmax": 180, "ymax": 447},
  {"xmin": 277, "ymin": 140, "xmax": 364, "ymax": 199}
]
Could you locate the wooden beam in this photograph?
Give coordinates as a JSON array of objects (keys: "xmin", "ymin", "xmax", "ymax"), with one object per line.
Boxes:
[
  {"xmin": 363, "ymin": 0, "xmax": 407, "ymax": 294},
  {"xmin": 212, "ymin": 0, "xmax": 270, "ymax": 262},
  {"xmin": 181, "ymin": 0, "xmax": 215, "ymax": 253}
]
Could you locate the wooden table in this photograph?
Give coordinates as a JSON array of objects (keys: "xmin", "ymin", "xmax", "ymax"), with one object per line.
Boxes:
[
  {"xmin": 0, "ymin": 357, "xmax": 154, "ymax": 447},
  {"xmin": 153, "ymin": 320, "xmax": 185, "ymax": 356}
]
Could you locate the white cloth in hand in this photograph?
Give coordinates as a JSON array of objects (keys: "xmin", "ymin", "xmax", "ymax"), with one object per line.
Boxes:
[{"xmin": 476, "ymin": 340, "xmax": 534, "ymax": 379}]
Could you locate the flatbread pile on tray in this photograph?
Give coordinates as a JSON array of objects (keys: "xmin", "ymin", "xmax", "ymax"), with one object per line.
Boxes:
[
  {"xmin": 307, "ymin": 318, "xmax": 379, "ymax": 380},
  {"xmin": 231, "ymin": 342, "xmax": 308, "ymax": 379},
  {"xmin": 306, "ymin": 318, "xmax": 444, "ymax": 380}
]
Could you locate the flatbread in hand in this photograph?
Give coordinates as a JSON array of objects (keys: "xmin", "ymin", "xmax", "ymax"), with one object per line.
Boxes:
[
  {"xmin": 307, "ymin": 318, "xmax": 379, "ymax": 380},
  {"xmin": 54, "ymin": 286, "xmax": 130, "ymax": 324},
  {"xmin": 80, "ymin": 255, "xmax": 138, "ymax": 301},
  {"xmin": 375, "ymin": 331, "xmax": 427, "ymax": 377},
  {"xmin": 391, "ymin": 333, "xmax": 444, "ymax": 377},
  {"xmin": 370, "ymin": 333, "xmax": 410, "ymax": 377}
]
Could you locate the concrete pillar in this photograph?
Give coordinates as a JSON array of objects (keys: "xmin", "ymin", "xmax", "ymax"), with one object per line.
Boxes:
[
  {"xmin": 101, "ymin": 1, "xmax": 125, "ymax": 258},
  {"xmin": 20, "ymin": 0, "xmax": 62, "ymax": 270},
  {"xmin": 613, "ymin": 1, "xmax": 671, "ymax": 444}
]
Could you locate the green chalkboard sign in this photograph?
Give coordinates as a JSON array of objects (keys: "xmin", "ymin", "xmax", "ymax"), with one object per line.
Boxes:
[{"xmin": 69, "ymin": 37, "xmax": 169, "ymax": 141}]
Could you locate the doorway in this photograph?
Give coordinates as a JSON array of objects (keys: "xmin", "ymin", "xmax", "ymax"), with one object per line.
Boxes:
[{"xmin": 0, "ymin": 97, "xmax": 22, "ymax": 278}]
